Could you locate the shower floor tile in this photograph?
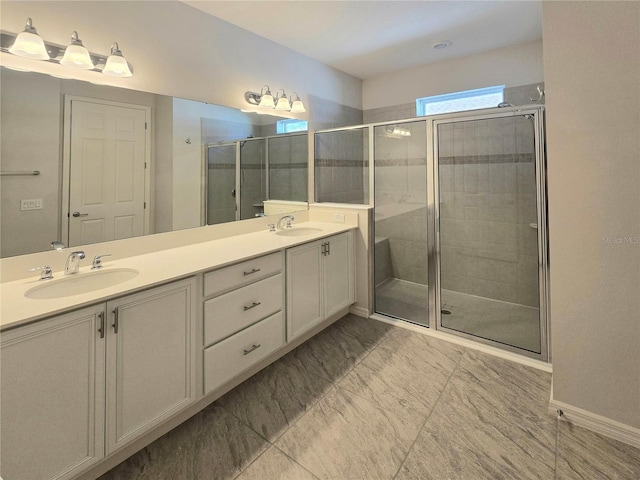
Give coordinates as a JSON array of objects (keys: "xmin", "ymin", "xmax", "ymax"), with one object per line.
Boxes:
[{"xmin": 375, "ymin": 278, "xmax": 541, "ymax": 353}]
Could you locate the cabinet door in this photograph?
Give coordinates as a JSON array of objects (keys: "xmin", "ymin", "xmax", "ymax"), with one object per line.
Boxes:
[
  {"xmin": 1, "ymin": 305, "xmax": 106, "ymax": 480},
  {"xmin": 286, "ymin": 240, "xmax": 323, "ymax": 340},
  {"xmin": 106, "ymin": 278, "xmax": 196, "ymax": 453},
  {"xmin": 323, "ymin": 232, "xmax": 355, "ymax": 319}
]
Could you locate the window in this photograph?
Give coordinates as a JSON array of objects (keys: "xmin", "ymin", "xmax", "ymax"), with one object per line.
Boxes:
[
  {"xmin": 276, "ymin": 119, "xmax": 308, "ymax": 134},
  {"xmin": 416, "ymin": 85, "xmax": 505, "ymax": 116}
]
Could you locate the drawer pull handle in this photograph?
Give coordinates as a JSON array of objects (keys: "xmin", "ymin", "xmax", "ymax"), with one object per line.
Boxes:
[
  {"xmin": 243, "ymin": 301, "xmax": 261, "ymax": 311},
  {"xmin": 243, "ymin": 344, "xmax": 261, "ymax": 355},
  {"xmin": 243, "ymin": 268, "xmax": 261, "ymax": 276}
]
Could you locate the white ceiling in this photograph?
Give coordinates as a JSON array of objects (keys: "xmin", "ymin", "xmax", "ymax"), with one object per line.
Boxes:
[{"xmin": 182, "ymin": 0, "xmax": 543, "ymax": 80}]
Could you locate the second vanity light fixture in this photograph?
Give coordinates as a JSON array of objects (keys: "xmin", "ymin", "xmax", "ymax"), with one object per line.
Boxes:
[
  {"xmin": 3, "ymin": 18, "xmax": 133, "ymax": 77},
  {"xmin": 245, "ymin": 85, "xmax": 306, "ymax": 113}
]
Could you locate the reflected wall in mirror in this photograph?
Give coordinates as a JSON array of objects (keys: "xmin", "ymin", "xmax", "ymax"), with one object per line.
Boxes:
[
  {"xmin": 205, "ymin": 133, "xmax": 308, "ymax": 225},
  {"xmin": 0, "ymin": 67, "xmax": 309, "ymax": 258}
]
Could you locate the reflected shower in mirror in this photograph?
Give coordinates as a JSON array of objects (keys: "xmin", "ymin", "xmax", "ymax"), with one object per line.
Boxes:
[{"xmin": 0, "ymin": 67, "xmax": 309, "ymax": 258}]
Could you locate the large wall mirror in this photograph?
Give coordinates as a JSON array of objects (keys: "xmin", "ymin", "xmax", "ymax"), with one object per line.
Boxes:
[{"xmin": 0, "ymin": 66, "xmax": 309, "ymax": 258}]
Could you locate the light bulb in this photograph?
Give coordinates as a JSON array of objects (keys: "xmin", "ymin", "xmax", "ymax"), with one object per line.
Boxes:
[
  {"xmin": 60, "ymin": 31, "xmax": 94, "ymax": 69},
  {"xmin": 8, "ymin": 18, "xmax": 49, "ymax": 60}
]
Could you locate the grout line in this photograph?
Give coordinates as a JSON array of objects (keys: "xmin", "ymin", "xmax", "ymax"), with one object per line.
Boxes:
[{"xmin": 391, "ymin": 346, "xmax": 467, "ymax": 480}]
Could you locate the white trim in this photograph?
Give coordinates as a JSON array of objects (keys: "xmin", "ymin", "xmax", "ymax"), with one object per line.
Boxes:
[
  {"xmin": 549, "ymin": 397, "xmax": 640, "ymax": 449},
  {"xmin": 371, "ymin": 314, "xmax": 552, "ymax": 373},
  {"xmin": 349, "ymin": 305, "xmax": 370, "ymax": 318}
]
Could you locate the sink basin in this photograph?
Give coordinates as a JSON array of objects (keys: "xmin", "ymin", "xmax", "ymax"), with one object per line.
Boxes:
[
  {"xmin": 275, "ymin": 227, "xmax": 323, "ymax": 237},
  {"xmin": 25, "ymin": 268, "xmax": 139, "ymax": 300}
]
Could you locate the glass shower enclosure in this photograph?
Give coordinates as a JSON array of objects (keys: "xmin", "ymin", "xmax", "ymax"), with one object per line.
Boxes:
[
  {"xmin": 315, "ymin": 106, "xmax": 548, "ymax": 360},
  {"xmin": 206, "ymin": 132, "xmax": 307, "ymax": 225}
]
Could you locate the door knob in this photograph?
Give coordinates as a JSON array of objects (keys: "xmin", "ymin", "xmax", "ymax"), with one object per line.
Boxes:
[{"xmin": 72, "ymin": 211, "xmax": 88, "ymax": 217}]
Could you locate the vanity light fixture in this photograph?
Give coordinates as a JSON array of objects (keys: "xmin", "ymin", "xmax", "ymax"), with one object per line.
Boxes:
[
  {"xmin": 289, "ymin": 92, "xmax": 306, "ymax": 113},
  {"xmin": 244, "ymin": 86, "xmax": 306, "ymax": 113},
  {"xmin": 60, "ymin": 31, "xmax": 94, "ymax": 69},
  {"xmin": 258, "ymin": 85, "xmax": 275, "ymax": 108},
  {"xmin": 102, "ymin": 42, "xmax": 132, "ymax": 77},
  {"xmin": 1, "ymin": 19, "xmax": 134, "ymax": 78},
  {"xmin": 274, "ymin": 89, "xmax": 291, "ymax": 111},
  {"xmin": 7, "ymin": 18, "xmax": 49, "ymax": 60}
]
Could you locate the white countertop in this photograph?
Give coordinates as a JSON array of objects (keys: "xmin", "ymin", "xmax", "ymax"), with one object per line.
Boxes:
[{"xmin": 0, "ymin": 222, "xmax": 356, "ymax": 330}]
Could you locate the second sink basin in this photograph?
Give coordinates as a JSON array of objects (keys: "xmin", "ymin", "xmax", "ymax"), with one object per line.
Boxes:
[
  {"xmin": 25, "ymin": 268, "xmax": 139, "ymax": 300},
  {"xmin": 275, "ymin": 227, "xmax": 323, "ymax": 237}
]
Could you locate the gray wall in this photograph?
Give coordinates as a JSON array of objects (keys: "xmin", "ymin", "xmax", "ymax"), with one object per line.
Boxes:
[{"xmin": 544, "ymin": 1, "xmax": 640, "ymax": 429}]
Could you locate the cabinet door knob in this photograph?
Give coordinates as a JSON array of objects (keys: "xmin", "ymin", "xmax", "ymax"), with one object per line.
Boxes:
[{"xmin": 243, "ymin": 344, "xmax": 261, "ymax": 355}]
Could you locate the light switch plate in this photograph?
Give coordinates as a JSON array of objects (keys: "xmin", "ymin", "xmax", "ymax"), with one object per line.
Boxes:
[
  {"xmin": 20, "ymin": 198, "xmax": 43, "ymax": 211},
  {"xmin": 332, "ymin": 213, "xmax": 345, "ymax": 223}
]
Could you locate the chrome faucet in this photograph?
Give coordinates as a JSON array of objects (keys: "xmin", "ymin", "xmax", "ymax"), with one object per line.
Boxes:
[
  {"xmin": 65, "ymin": 251, "xmax": 85, "ymax": 275},
  {"xmin": 277, "ymin": 215, "xmax": 295, "ymax": 230},
  {"xmin": 51, "ymin": 241, "xmax": 66, "ymax": 251}
]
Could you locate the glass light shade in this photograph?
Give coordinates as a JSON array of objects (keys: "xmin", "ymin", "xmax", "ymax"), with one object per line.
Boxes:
[
  {"xmin": 60, "ymin": 44, "xmax": 94, "ymax": 69},
  {"xmin": 290, "ymin": 99, "xmax": 306, "ymax": 113},
  {"xmin": 103, "ymin": 54, "xmax": 132, "ymax": 77},
  {"xmin": 275, "ymin": 96, "xmax": 291, "ymax": 111},
  {"xmin": 9, "ymin": 31, "xmax": 49, "ymax": 60},
  {"xmin": 258, "ymin": 94, "xmax": 275, "ymax": 108}
]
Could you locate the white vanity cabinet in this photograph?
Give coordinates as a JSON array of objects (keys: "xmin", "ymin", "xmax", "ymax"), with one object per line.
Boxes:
[
  {"xmin": 105, "ymin": 278, "xmax": 197, "ymax": 453},
  {"xmin": 203, "ymin": 252, "xmax": 285, "ymax": 394},
  {"xmin": 1, "ymin": 305, "xmax": 106, "ymax": 480},
  {"xmin": 286, "ymin": 231, "xmax": 354, "ymax": 340},
  {"xmin": 0, "ymin": 277, "xmax": 196, "ymax": 480}
]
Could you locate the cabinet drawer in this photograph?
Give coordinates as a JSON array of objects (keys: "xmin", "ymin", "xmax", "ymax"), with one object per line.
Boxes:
[
  {"xmin": 204, "ymin": 311, "xmax": 285, "ymax": 394},
  {"xmin": 204, "ymin": 252, "xmax": 282, "ymax": 298},
  {"xmin": 204, "ymin": 273, "xmax": 282, "ymax": 346}
]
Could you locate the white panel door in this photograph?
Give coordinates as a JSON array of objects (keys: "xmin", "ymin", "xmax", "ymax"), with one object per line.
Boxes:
[{"xmin": 69, "ymin": 100, "xmax": 147, "ymax": 246}]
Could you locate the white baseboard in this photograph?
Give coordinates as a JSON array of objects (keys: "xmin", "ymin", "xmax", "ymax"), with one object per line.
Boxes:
[
  {"xmin": 549, "ymin": 397, "xmax": 640, "ymax": 449},
  {"xmin": 349, "ymin": 305, "xmax": 370, "ymax": 318}
]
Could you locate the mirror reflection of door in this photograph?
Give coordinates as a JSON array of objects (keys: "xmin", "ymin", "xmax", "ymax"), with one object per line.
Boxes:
[{"xmin": 67, "ymin": 99, "xmax": 148, "ymax": 247}]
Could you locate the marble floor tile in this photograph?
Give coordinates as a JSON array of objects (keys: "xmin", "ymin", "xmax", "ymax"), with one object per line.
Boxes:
[
  {"xmin": 338, "ymin": 327, "xmax": 464, "ymax": 423},
  {"xmin": 234, "ymin": 446, "xmax": 320, "ymax": 480},
  {"xmin": 275, "ymin": 386, "xmax": 415, "ymax": 480},
  {"xmin": 216, "ymin": 352, "xmax": 333, "ymax": 442},
  {"xmin": 99, "ymin": 404, "xmax": 269, "ymax": 480},
  {"xmin": 287, "ymin": 314, "xmax": 394, "ymax": 383},
  {"xmin": 556, "ymin": 420, "xmax": 640, "ymax": 480},
  {"xmin": 396, "ymin": 350, "xmax": 556, "ymax": 480}
]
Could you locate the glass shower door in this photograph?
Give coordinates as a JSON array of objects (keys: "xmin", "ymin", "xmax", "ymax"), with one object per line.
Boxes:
[
  {"xmin": 436, "ymin": 113, "xmax": 543, "ymax": 354},
  {"xmin": 373, "ymin": 121, "xmax": 429, "ymax": 326},
  {"xmin": 239, "ymin": 139, "xmax": 266, "ymax": 220},
  {"xmin": 206, "ymin": 143, "xmax": 236, "ymax": 225}
]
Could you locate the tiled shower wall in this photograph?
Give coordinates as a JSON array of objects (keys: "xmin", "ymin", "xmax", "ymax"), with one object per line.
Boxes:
[
  {"xmin": 268, "ymin": 135, "xmax": 308, "ymax": 203},
  {"xmin": 310, "ymin": 95, "xmax": 368, "ymax": 204},
  {"xmin": 373, "ymin": 121, "xmax": 429, "ymax": 286},
  {"xmin": 438, "ymin": 116, "xmax": 539, "ymax": 307},
  {"xmin": 315, "ymin": 128, "xmax": 369, "ymax": 204}
]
